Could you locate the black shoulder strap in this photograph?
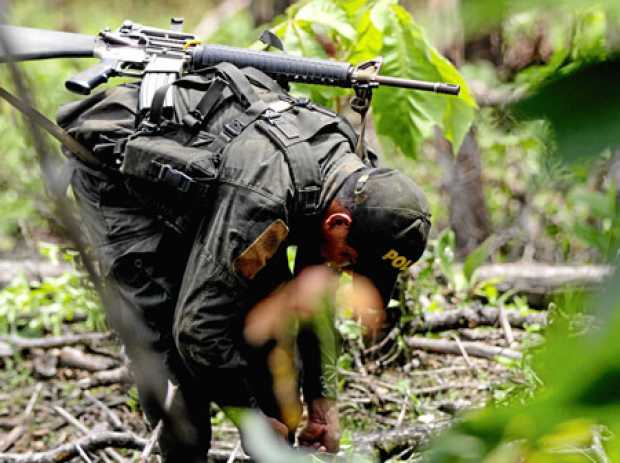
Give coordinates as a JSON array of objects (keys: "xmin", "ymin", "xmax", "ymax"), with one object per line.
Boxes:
[
  {"xmin": 256, "ymin": 115, "xmax": 322, "ymax": 216},
  {"xmin": 213, "ymin": 62, "xmax": 260, "ymax": 107},
  {"xmin": 242, "ymin": 67, "xmax": 285, "ymax": 95},
  {"xmin": 148, "ymin": 75, "xmax": 213, "ymax": 126}
]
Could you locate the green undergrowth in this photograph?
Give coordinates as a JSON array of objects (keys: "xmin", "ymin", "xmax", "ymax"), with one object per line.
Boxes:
[{"xmin": 0, "ymin": 243, "xmax": 104, "ymax": 337}]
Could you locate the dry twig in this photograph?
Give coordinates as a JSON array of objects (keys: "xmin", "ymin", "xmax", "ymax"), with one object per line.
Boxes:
[
  {"xmin": 83, "ymin": 393, "xmax": 124, "ymax": 431},
  {"xmin": 0, "ymin": 431, "xmax": 146, "ymax": 463},
  {"xmin": 53, "ymin": 406, "xmax": 126, "ymax": 463},
  {"xmin": 0, "ymin": 384, "xmax": 43, "ymax": 452}
]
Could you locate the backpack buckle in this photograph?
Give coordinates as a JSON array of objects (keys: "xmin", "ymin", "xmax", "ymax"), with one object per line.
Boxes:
[
  {"xmin": 182, "ymin": 110, "xmax": 204, "ymax": 130},
  {"xmin": 223, "ymin": 119, "xmax": 244, "ymax": 138},
  {"xmin": 298, "ymin": 186, "xmax": 321, "ymax": 215},
  {"xmin": 152, "ymin": 161, "xmax": 195, "ymax": 193}
]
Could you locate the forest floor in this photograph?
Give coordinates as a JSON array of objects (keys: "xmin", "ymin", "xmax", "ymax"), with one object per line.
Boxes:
[{"xmin": 0, "ymin": 317, "xmax": 539, "ymax": 462}]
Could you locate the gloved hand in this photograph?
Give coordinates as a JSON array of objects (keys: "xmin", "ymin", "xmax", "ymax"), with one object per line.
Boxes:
[{"xmin": 298, "ymin": 398, "xmax": 340, "ymax": 453}]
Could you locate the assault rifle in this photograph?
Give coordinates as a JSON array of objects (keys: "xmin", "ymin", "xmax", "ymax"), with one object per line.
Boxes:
[{"xmin": 0, "ymin": 18, "xmax": 460, "ymax": 112}]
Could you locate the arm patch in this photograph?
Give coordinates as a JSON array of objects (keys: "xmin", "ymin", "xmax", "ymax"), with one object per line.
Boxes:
[{"xmin": 233, "ymin": 219, "xmax": 289, "ymax": 280}]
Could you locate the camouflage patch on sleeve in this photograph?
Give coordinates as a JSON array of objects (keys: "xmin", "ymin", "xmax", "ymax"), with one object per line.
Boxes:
[{"xmin": 233, "ymin": 219, "xmax": 289, "ymax": 280}]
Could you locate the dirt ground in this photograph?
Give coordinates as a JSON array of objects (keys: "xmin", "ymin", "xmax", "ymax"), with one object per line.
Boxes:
[{"xmin": 0, "ymin": 323, "xmax": 532, "ymax": 462}]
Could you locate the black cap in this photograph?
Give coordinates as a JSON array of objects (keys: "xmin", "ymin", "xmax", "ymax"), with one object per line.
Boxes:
[{"xmin": 343, "ymin": 168, "xmax": 431, "ymax": 306}]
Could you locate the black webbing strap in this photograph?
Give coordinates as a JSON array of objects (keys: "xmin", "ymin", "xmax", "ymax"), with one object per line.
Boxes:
[
  {"xmin": 336, "ymin": 118, "xmax": 360, "ymax": 152},
  {"xmin": 213, "ymin": 62, "xmax": 260, "ymax": 107},
  {"xmin": 181, "ymin": 77, "xmax": 228, "ymax": 130},
  {"xmin": 257, "ymin": 117, "xmax": 322, "ymax": 215},
  {"xmin": 207, "ymin": 99, "xmax": 268, "ymax": 153},
  {"xmin": 148, "ymin": 75, "xmax": 213, "ymax": 126},
  {"xmin": 286, "ymin": 141, "xmax": 321, "ymax": 215},
  {"xmin": 242, "ymin": 67, "xmax": 285, "ymax": 95}
]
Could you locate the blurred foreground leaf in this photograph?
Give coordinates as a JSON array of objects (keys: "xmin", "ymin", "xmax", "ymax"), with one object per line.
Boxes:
[
  {"xmin": 426, "ymin": 267, "xmax": 620, "ymax": 461},
  {"xmin": 514, "ymin": 58, "xmax": 620, "ymax": 161}
]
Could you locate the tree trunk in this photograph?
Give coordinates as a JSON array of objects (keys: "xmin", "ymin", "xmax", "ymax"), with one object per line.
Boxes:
[{"xmin": 436, "ymin": 128, "xmax": 491, "ymax": 258}]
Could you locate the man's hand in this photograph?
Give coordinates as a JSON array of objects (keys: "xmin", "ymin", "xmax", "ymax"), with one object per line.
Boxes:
[
  {"xmin": 298, "ymin": 398, "xmax": 340, "ymax": 453},
  {"xmin": 268, "ymin": 417, "xmax": 290, "ymax": 440}
]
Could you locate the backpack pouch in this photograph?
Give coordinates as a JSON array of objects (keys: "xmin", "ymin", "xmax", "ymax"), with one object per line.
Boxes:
[{"xmin": 121, "ymin": 133, "xmax": 218, "ymax": 196}]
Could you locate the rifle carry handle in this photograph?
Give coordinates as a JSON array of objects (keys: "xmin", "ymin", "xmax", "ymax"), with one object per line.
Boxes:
[{"xmin": 65, "ymin": 59, "xmax": 117, "ymax": 95}]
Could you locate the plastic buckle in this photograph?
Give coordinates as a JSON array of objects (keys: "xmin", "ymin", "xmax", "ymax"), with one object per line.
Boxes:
[
  {"xmin": 223, "ymin": 119, "xmax": 244, "ymax": 138},
  {"xmin": 182, "ymin": 110, "xmax": 204, "ymax": 130},
  {"xmin": 156, "ymin": 163, "xmax": 195, "ymax": 193},
  {"xmin": 139, "ymin": 119, "xmax": 159, "ymax": 134},
  {"xmin": 294, "ymin": 97, "xmax": 310, "ymax": 107},
  {"xmin": 262, "ymin": 109, "xmax": 281, "ymax": 122},
  {"xmin": 298, "ymin": 186, "xmax": 321, "ymax": 214}
]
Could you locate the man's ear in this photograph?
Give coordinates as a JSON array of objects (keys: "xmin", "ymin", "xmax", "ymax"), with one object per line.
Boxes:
[{"xmin": 324, "ymin": 212, "xmax": 352, "ymax": 230}]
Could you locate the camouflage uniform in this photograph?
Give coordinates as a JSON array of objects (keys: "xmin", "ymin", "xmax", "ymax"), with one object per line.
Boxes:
[{"xmin": 58, "ymin": 74, "xmax": 375, "ymax": 460}]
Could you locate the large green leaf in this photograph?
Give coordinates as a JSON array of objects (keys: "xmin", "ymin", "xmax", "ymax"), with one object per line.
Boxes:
[
  {"xmin": 269, "ymin": 0, "xmax": 475, "ymax": 156},
  {"xmin": 295, "ymin": 0, "xmax": 356, "ymax": 42},
  {"xmin": 514, "ymin": 59, "xmax": 620, "ymax": 161},
  {"xmin": 371, "ymin": 3, "xmax": 476, "ymax": 156},
  {"xmin": 571, "ymin": 7, "xmax": 607, "ymax": 62}
]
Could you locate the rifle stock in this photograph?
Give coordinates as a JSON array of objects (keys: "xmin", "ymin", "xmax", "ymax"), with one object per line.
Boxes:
[{"xmin": 0, "ymin": 25, "xmax": 95, "ymax": 62}]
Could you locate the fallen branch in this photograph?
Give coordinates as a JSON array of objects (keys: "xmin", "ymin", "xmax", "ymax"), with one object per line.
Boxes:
[
  {"xmin": 0, "ymin": 431, "xmax": 145, "ymax": 463},
  {"xmin": 53, "ymin": 406, "xmax": 126, "ymax": 463},
  {"xmin": 78, "ymin": 365, "xmax": 132, "ymax": 389},
  {"xmin": 58, "ymin": 347, "xmax": 118, "ymax": 372},
  {"xmin": 406, "ymin": 336, "xmax": 522, "ymax": 360},
  {"xmin": 474, "ymin": 263, "xmax": 614, "ymax": 298},
  {"xmin": 0, "ymin": 332, "xmax": 114, "ymax": 350},
  {"xmin": 410, "ymin": 306, "xmax": 546, "ymax": 333}
]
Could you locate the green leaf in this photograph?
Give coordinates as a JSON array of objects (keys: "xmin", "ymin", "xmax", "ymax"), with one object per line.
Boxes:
[
  {"xmin": 463, "ymin": 240, "xmax": 492, "ymax": 283},
  {"xmin": 436, "ymin": 229, "xmax": 456, "ymax": 285},
  {"xmin": 272, "ymin": 20, "xmax": 328, "ymax": 58},
  {"xmin": 346, "ymin": 5, "xmax": 384, "ymax": 63},
  {"xmin": 371, "ymin": 4, "xmax": 476, "ymax": 157},
  {"xmin": 514, "ymin": 59, "xmax": 620, "ymax": 161},
  {"xmin": 571, "ymin": 7, "xmax": 607, "ymax": 62},
  {"xmin": 295, "ymin": 0, "xmax": 356, "ymax": 41}
]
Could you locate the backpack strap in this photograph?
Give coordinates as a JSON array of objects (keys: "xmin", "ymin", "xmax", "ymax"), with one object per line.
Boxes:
[
  {"xmin": 181, "ymin": 77, "xmax": 229, "ymax": 130},
  {"xmin": 207, "ymin": 99, "xmax": 268, "ymax": 153},
  {"xmin": 256, "ymin": 111, "xmax": 322, "ymax": 216},
  {"xmin": 241, "ymin": 67, "xmax": 286, "ymax": 95},
  {"xmin": 204, "ymin": 63, "xmax": 271, "ymax": 153},
  {"xmin": 213, "ymin": 62, "xmax": 261, "ymax": 107},
  {"xmin": 147, "ymin": 75, "xmax": 213, "ymax": 127}
]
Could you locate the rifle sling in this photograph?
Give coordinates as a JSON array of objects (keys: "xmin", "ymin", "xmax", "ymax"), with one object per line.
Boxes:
[{"xmin": 0, "ymin": 86, "xmax": 99, "ymax": 166}]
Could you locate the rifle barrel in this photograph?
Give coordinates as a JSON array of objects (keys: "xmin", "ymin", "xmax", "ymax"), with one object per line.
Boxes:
[{"xmin": 373, "ymin": 75, "xmax": 460, "ymax": 95}]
